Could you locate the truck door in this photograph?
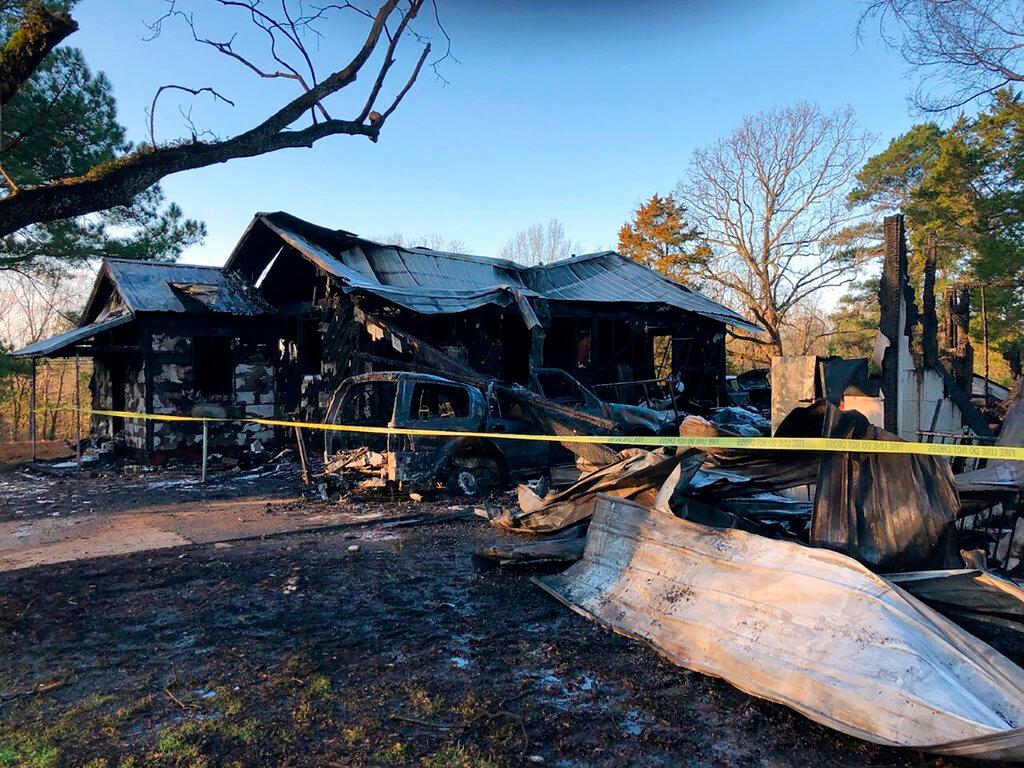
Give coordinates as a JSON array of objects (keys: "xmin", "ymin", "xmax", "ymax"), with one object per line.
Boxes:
[{"xmin": 325, "ymin": 379, "xmax": 397, "ymax": 455}]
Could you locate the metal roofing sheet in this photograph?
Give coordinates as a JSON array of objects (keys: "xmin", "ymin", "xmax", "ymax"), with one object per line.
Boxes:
[
  {"xmin": 103, "ymin": 259, "xmax": 271, "ymax": 316},
  {"xmin": 524, "ymin": 253, "xmax": 762, "ymax": 332},
  {"xmin": 11, "ymin": 313, "xmax": 133, "ymax": 358}
]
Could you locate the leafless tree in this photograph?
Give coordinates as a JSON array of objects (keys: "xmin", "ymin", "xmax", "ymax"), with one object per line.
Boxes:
[
  {"xmin": 0, "ymin": 269, "xmax": 91, "ymax": 440},
  {"xmin": 0, "ymin": 269, "xmax": 84, "ymax": 348},
  {"xmin": 860, "ymin": 0, "xmax": 1024, "ymax": 111},
  {"xmin": 0, "ymin": 0, "xmax": 451, "ymax": 238},
  {"xmin": 497, "ymin": 219, "xmax": 581, "ymax": 266},
  {"xmin": 376, "ymin": 231, "xmax": 468, "ymax": 253},
  {"xmin": 674, "ymin": 103, "xmax": 876, "ymax": 357}
]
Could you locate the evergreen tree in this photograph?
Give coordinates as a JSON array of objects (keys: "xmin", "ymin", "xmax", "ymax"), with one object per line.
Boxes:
[
  {"xmin": 847, "ymin": 91, "xmax": 1024, "ymax": 367},
  {"xmin": 617, "ymin": 193, "xmax": 702, "ymax": 278},
  {"xmin": 827, "ymin": 278, "xmax": 879, "ymax": 359},
  {"xmin": 0, "ymin": 42, "xmax": 204, "ymax": 274}
]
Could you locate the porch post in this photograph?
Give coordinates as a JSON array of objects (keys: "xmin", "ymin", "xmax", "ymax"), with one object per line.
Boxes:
[
  {"xmin": 29, "ymin": 358, "xmax": 37, "ymax": 462},
  {"xmin": 75, "ymin": 350, "xmax": 82, "ymax": 473}
]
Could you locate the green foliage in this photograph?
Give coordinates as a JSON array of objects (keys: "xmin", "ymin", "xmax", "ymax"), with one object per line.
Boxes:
[
  {"xmin": 155, "ymin": 722, "xmax": 208, "ymax": 768},
  {"xmin": 828, "ymin": 279, "xmax": 879, "ymax": 359},
  {"xmin": 849, "ymin": 123, "xmax": 943, "ymax": 213},
  {"xmin": 0, "ymin": 351, "xmax": 31, "ymax": 414},
  {"xmin": 2, "ymin": 46, "xmax": 123, "ymax": 185},
  {"xmin": 373, "ymin": 741, "xmax": 408, "ymax": 766},
  {"xmin": 848, "ymin": 90, "xmax": 1024, "ymax": 360},
  {"xmin": 617, "ymin": 193, "xmax": 703, "ymax": 278},
  {"xmin": 0, "ymin": 735, "xmax": 58, "ymax": 768},
  {"xmin": 0, "ymin": 18, "xmax": 203, "ymax": 273}
]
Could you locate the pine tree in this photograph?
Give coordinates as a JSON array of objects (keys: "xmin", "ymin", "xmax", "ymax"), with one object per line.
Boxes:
[{"xmin": 0, "ymin": 43, "xmax": 204, "ymax": 274}]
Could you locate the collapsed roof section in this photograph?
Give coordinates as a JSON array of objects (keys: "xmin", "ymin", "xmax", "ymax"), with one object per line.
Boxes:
[
  {"xmin": 11, "ymin": 260, "xmax": 274, "ymax": 359},
  {"xmin": 81, "ymin": 258, "xmax": 273, "ymax": 325},
  {"xmin": 223, "ymin": 212, "xmax": 762, "ymax": 334}
]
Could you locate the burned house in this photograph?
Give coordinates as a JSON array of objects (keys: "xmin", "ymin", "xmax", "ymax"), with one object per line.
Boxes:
[
  {"xmin": 13, "ymin": 212, "xmax": 758, "ymax": 457},
  {"xmin": 12, "ymin": 259, "xmax": 279, "ymax": 457}
]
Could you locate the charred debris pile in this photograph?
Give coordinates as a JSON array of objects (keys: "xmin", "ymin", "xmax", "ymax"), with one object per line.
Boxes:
[
  {"xmin": 465, "ymin": 375, "xmax": 1024, "ymax": 761},
  {"xmin": 315, "ymin": 333, "xmax": 1024, "ymax": 761}
]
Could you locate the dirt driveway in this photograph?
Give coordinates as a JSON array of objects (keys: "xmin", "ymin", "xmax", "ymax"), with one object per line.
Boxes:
[
  {"xmin": 0, "ymin": 466, "xmax": 1016, "ymax": 767},
  {"xmin": 0, "ymin": 466, "xmax": 359, "ymax": 572}
]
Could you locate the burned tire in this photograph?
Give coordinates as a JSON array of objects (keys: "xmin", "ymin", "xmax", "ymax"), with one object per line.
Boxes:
[{"xmin": 443, "ymin": 451, "xmax": 506, "ymax": 497}]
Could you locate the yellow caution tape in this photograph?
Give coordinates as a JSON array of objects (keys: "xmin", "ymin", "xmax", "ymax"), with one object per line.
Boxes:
[{"xmin": 66, "ymin": 407, "xmax": 1024, "ymax": 462}]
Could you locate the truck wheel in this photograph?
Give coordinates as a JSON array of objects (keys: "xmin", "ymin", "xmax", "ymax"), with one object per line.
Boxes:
[{"xmin": 444, "ymin": 453, "xmax": 504, "ymax": 497}]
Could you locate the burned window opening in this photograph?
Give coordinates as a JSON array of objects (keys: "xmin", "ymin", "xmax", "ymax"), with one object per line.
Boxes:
[
  {"xmin": 299, "ymin": 316, "xmax": 323, "ymax": 376},
  {"xmin": 194, "ymin": 336, "xmax": 233, "ymax": 396},
  {"xmin": 409, "ymin": 383, "xmax": 470, "ymax": 420},
  {"xmin": 577, "ymin": 328, "xmax": 592, "ymax": 368},
  {"xmin": 329, "ymin": 379, "xmax": 397, "ymax": 453},
  {"xmin": 652, "ymin": 333, "xmax": 674, "ymax": 380},
  {"xmin": 339, "ymin": 380, "xmax": 396, "ymax": 424}
]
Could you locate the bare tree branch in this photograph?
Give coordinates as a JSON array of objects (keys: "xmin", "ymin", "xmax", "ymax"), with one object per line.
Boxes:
[
  {"xmin": 148, "ymin": 85, "xmax": 235, "ymax": 145},
  {"xmin": 0, "ymin": 0, "xmax": 446, "ymax": 239},
  {"xmin": 860, "ymin": 0, "xmax": 1024, "ymax": 112},
  {"xmin": 675, "ymin": 103, "xmax": 875, "ymax": 355}
]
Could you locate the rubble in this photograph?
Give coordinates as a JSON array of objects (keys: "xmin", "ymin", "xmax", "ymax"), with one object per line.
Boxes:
[
  {"xmin": 474, "ymin": 537, "xmax": 586, "ymax": 567},
  {"xmin": 709, "ymin": 406, "xmax": 770, "ymax": 437},
  {"xmin": 494, "ymin": 449, "xmax": 702, "ymax": 534},
  {"xmin": 678, "ymin": 411, "xmax": 819, "ymax": 492},
  {"xmin": 885, "ymin": 568, "xmax": 1024, "ymax": 631}
]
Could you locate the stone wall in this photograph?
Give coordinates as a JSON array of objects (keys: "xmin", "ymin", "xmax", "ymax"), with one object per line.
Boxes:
[
  {"xmin": 90, "ymin": 357, "xmax": 113, "ymax": 440},
  {"xmin": 91, "ymin": 328, "xmax": 280, "ymax": 456},
  {"xmin": 123, "ymin": 362, "xmax": 146, "ymax": 450},
  {"xmin": 90, "ymin": 356, "xmax": 145, "ymax": 449}
]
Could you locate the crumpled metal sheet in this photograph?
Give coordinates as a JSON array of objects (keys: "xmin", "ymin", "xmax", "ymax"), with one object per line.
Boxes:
[
  {"xmin": 885, "ymin": 569, "xmax": 1024, "ymax": 630},
  {"xmin": 994, "ymin": 378, "xmax": 1024, "ymax": 466},
  {"xmin": 811, "ymin": 404, "xmax": 960, "ymax": 572},
  {"xmin": 536, "ymin": 495, "xmax": 1024, "ymax": 760},
  {"xmin": 956, "ymin": 463, "xmax": 1024, "ymax": 512},
  {"xmin": 497, "ymin": 449, "xmax": 703, "ymax": 534},
  {"xmin": 679, "ymin": 414, "xmax": 819, "ymax": 494}
]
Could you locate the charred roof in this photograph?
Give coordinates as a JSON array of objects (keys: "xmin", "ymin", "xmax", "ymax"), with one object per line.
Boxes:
[{"xmin": 225, "ymin": 212, "xmax": 762, "ymax": 333}]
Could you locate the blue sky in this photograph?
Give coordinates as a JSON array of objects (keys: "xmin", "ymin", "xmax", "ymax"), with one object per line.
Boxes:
[{"xmin": 70, "ymin": 0, "xmax": 917, "ymax": 274}]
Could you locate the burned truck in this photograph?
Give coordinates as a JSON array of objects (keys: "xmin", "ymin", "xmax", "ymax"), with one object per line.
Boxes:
[
  {"xmin": 324, "ymin": 372, "xmax": 553, "ymax": 495},
  {"xmin": 529, "ymin": 367, "xmax": 677, "ymax": 435},
  {"xmin": 323, "ymin": 362, "xmax": 687, "ymax": 496}
]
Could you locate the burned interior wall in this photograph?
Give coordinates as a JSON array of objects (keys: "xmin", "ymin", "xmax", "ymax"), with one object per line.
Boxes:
[
  {"xmin": 288, "ymin": 278, "xmax": 541, "ymax": 424},
  {"xmin": 299, "ymin": 293, "xmax": 729, "ymax": 416},
  {"xmin": 944, "ymin": 285, "xmax": 973, "ymax": 391},
  {"xmin": 89, "ymin": 356, "xmax": 145, "ymax": 450},
  {"xmin": 89, "ymin": 321, "xmax": 146, "ymax": 449},
  {"xmin": 91, "ymin": 356, "xmax": 114, "ymax": 440},
  {"xmin": 294, "ymin": 282, "xmax": 351, "ymax": 422},
  {"xmin": 874, "ymin": 215, "xmax": 993, "ymax": 447}
]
